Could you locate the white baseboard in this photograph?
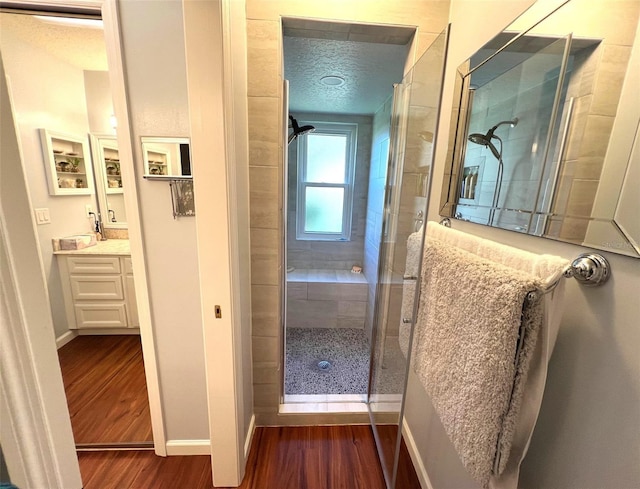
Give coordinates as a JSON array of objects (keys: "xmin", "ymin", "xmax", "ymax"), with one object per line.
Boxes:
[
  {"xmin": 244, "ymin": 414, "xmax": 256, "ymax": 459},
  {"xmin": 165, "ymin": 439, "xmax": 210, "ymax": 456},
  {"xmin": 56, "ymin": 330, "xmax": 78, "ymax": 349},
  {"xmin": 78, "ymin": 328, "xmax": 140, "ymax": 335},
  {"xmin": 402, "ymin": 418, "xmax": 433, "ymax": 489}
]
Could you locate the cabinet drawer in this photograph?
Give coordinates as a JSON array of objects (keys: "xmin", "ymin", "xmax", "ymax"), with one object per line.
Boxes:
[
  {"xmin": 125, "ymin": 275, "xmax": 139, "ymax": 327},
  {"xmin": 70, "ymin": 275, "xmax": 124, "ymax": 301},
  {"xmin": 67, "ymin": 256, "xmax": 121, "ymax": 274},
  {"xmin": 123, "ymin": 257, "xmax": 134, "ymax": 274},
  {"xmin": 74, "ymin": 303, "xmax": 127, "ymax": 328}
]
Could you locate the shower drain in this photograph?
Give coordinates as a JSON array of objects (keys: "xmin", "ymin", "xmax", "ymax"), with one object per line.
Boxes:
[{"xmin": 317, "ymin": 360, "xmax": 332, "ymax": 371}]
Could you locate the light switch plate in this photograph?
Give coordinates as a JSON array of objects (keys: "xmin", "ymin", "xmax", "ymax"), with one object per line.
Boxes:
[{"xmin": 34, "ymin": 208, "xmax": 51, "ymax": 225}]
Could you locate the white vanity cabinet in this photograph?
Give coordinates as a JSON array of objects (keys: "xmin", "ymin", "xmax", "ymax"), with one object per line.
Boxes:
[{"xmin": 57, "ymin": 253, "xmax": 139, "ymax": 330}]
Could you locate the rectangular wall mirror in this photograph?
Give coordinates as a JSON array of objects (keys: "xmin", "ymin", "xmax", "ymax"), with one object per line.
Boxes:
[
  {"xmin": 90, "ymin": 134, "xmax": 127, "ymax": 226},
  {"xmin": 440, "ymin": 0, "xmax": 640, "ymax": 258},
  {"xmin": 141, "ymin": 137, "xmax": 191, "ymax": 178}
]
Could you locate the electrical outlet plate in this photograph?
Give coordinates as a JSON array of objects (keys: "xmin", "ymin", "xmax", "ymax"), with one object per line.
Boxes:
[{"xmin": 85, "ymin": 204, "xmax": 93, "ymax": 218}]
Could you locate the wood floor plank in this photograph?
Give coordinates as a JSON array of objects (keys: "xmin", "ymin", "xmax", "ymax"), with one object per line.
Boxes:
[
  {"xmin": 58, "ymin": 335, "xmax": 152, "ymax": 444},
  {"xmin": 78, "ymin": 451, "xmax": 212, "ymax": 489},
  {"xmin": 78, "ymin": 425, "xmax": 421, "ymax": 488}
]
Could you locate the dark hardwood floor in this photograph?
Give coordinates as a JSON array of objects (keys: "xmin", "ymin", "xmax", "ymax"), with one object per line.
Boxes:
[
  {"xmin": 78, "ymin": 425, "xmax": 422, "ymax": 488},
  {"xmin": 58, "ymin": 335, "xmax": 153, "ymax": 444}
]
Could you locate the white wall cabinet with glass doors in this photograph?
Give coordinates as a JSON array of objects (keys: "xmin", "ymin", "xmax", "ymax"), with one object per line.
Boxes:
[{"xmin": 39, "ymin": 129, "xmax": 94, "ymax": 196}]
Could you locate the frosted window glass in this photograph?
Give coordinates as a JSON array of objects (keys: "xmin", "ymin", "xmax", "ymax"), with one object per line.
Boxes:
[
  {"xmin": 306, "ymin": 134, "xmax": 347, "ymax": 183},
  {"xmin": 304, "ymin": 187, "xmax": 344, "ymax": 233}
]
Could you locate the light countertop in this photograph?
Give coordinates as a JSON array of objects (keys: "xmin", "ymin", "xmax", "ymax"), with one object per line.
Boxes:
[{"xmin": 53, "ymin": 239, "xmax": 131, "ymax": 255}]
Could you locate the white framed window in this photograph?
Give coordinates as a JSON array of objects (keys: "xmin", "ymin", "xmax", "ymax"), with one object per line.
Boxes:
[{"xmin": 296, "ymin": 122, "xmax": 358, "ymax": 241}]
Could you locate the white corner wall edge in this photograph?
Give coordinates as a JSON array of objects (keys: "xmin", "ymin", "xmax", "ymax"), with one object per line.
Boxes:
[
  {"xmin": 244, "ymin": 414, "xmax": 256, "ymax": 459},
  {"xmin": 165, "ymin": 439, "xmax": 211, "ymax": 456},
  {"xmin": 101, "ymin": 0, "xmax": 167, "ymax": 456},
  {"xmin": 402, "ymin": 418, "xmax": 434, "ymax": 489},
  {"xmin": 56, "ymin": 330, "xmax": 78, "ymax": 349}
]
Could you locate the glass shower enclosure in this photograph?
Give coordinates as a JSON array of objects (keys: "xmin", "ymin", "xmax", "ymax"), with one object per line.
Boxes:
[{"xmin": 367, "ymin": 28, "xmax": 449, "ymax": 488}]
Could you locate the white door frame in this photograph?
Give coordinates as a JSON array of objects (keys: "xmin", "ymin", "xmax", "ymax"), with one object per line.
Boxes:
[
  {"xmin": 183, "ymin": 0, "xmax": 254, "ymax": 485},
  {"xmin": 1, "ymin": 0, "xmax": 167, "ymax": 463}
]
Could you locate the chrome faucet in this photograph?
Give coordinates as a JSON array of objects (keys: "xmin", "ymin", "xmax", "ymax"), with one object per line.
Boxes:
[{"xmin": 88, "ymin": 211, "xmax": 107, "ymax": 241}]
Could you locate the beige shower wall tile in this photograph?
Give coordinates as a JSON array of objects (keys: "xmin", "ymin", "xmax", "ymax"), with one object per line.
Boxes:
[
  {"xmin": 251, "ymin": 227, "xmax": 280, "ymax": 285},
  {"xmin": 591, "ymin": 45, "xmax": 632, "ymax": 117},
  {"xmin": 247, "ymin": 20, "xmax": 281, "ymax": 97},
  {"xmin": 253, "ymin": 382, "xmax": 280, "ymax": 408},
  {"xmin": 574, "ymin": 156, "xmax": 605, "ymax": 180},
  {"xmin": 251, "ymin": 284, "xmax": 280, "ymax": 337},
  {"xmin": 559, "ymin": 217, "xmax": 589, "ymax": 243},
  {"xmin": 307, "ymin": 283, "xmax": 338, "ymax": 301},
  {"xmin": 338, "ymin": 283, "xmax": 368, "ymax": 302},
  {"xmin": 250, "ymin": 166, "xmax": 280, "ymax": 229},
  {"xmin": 566, "ymin": 179, "xmax": 599, "ymax": 217},
  {"xmin": 253, "ymin": 361, "xmax": 281, "ymax": 384},
  {"xmin": 287, "ymin": 282, "xmax": 307, "ymax": 300},
  {"xmin": 337, "ymin": 318, "xmax": 365, "ymax": 329},
  {"xmin": 252, "ymin": 335, "xmax": 280, "ymax": 364},
  {"xmin": 570, "ymin": 0, "xmax": 640, "ymax": 46},
  {"xmin": 578, "ymin": 115, "xmax": 615, "ymax": 160},
  {"xmin": 248, "ymin": 97, "xmax": 281, "ymax": 167},
  {"xmin": 287, "ymin": 299, "xmax": 338, "ymax": 322},
  {"xmin": 338, "ymin": 300, "xmax": 367, "ymax": 319},
  {"xmin": 564, "ymin": 95, "xmax": 592, "ymax": 161},
  {"xmin": 247, "ymin": 0, "xmax": 448, "ymax": 32}
]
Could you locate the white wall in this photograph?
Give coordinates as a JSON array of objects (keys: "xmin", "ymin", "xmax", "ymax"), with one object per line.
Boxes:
[
  {"xmin": 405, "ymin": 1, "xmax": 640, "ymax": 488},
  {"xmin": 84, "ymin": 70, "xmax": 115, "ymax": 135},
  {"xmin": 117, "ymin": 0, "xmax": 209, "ymax": 441},
  {"xmin": 0, "ymin": 32, "xmax": 98, "ymax": 339}
]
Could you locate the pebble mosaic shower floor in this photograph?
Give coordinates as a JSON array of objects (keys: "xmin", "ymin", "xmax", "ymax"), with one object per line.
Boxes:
[{"xmin": 285, "ymin": 328, "xmax": 406, "ymax": 395}]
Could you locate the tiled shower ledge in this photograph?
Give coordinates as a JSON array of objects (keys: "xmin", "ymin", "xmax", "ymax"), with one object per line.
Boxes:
[{"xmin": 286, "ymin": 268, "xmax": 368, "ymax": 284}]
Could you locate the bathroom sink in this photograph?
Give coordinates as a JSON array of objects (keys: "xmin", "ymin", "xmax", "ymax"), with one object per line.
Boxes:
[{"xmin": 52, "ymin": 234, "xmax": 97, "ymax": 251}]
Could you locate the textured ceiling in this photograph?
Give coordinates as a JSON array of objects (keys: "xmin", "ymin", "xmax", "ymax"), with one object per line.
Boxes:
[
  {"xmin": 284, "ymin": 35, "xmax": 410, "ymax": 115},
  {"xmin": 0, "ymin": 13, "xmax": 108, "ymax": 71}
]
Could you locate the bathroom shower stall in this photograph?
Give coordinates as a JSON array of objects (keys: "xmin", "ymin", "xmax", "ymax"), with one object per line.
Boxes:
[
  {"xmin": 282, "ymin": 17, "xmax": 449, "ymax": 487},
  {"xmin": 281, "ymin": 19, "xmax": 414, "ymax": 404}
]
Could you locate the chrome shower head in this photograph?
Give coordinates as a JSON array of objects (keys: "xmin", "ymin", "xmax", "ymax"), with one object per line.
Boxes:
[
  {"xmin": 467, "ymin": 132, "xmax": 501, "ymax": 160},
  {"xmin": 288, "ymin": 115, "xmax": 315, "ymax": 145},
  {"xmin": 467, "ymin": 117, "xmax": 518, "ymax": 160},
  {"xmin": 485, "ymin": 117, "xmax": 518, "ymax": 140}
]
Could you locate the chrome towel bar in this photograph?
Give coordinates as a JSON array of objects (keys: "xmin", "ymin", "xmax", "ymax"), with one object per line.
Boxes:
[{"xmin": 435, "ymin": 219, "xmax": 611, "ymax": 298}]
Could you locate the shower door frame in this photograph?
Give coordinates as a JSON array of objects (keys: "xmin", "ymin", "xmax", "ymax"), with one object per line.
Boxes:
[{"xmin": 366, "ymin": 26, "xmax": 451, "ymax": 489}]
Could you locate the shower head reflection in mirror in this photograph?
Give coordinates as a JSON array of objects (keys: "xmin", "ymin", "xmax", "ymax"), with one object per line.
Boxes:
[
  {"xmin": 468, "ymin": 118, "xmax": 519, "ymax": 160},
  {"xmin": 440, "ymin": 0, "xmax": 640, "ymax": 257},
  {"xmin": 467, "ymin": 117, "xmax": 519, "ymax": 225}
]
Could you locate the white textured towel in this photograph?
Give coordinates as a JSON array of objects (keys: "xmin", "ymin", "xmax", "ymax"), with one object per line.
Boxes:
[
  {"xmin": 413, "ymin": 223, "xmax": 569, "ymax": 488},
  {"xmin": 399, "ymin": 278, "xmax": 416, "ymax": 357},
  {"xmin": 405, "ymin": 228, "xmax": 424, "ymax": 278}
]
